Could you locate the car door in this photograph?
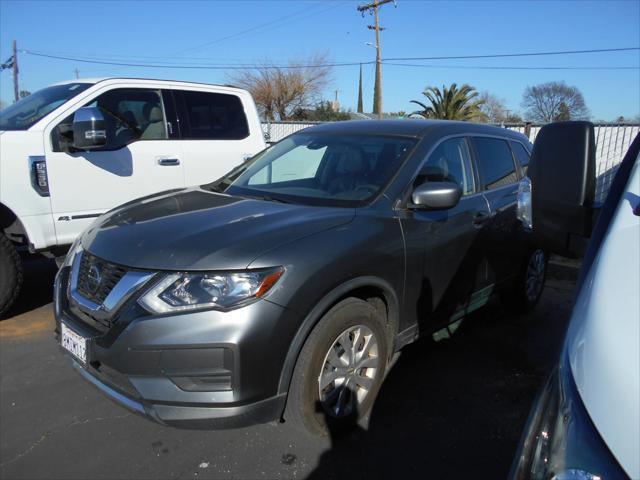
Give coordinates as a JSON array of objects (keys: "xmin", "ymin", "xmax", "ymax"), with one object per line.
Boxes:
[
  {"xmin": 401, "ymin": 136, "xmax": 491, "ymax": 331},
  {"xmin": 470, "ymin": 136, "xmax": 522, "ymax": 287},
  {"xmin": 173, "ymin": 89, "xmax": 264, "ymax": 186},
  {"xmin": 44, "ymin": 86, "xmax": 185, "ymax": 246}
]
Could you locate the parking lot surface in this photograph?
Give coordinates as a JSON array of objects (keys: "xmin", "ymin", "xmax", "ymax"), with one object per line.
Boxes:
[{"xmin": 0, "ymin": 255, "xmax": 576, "ymax": 479}]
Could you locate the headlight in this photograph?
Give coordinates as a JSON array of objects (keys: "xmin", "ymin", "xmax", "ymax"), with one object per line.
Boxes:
[
  {"xmin": 61, "ymin": 236, "xmax": 83, "ymax": 268},
  {"xmin": 138, "ymin": 267, "xmax": 284, "ymax": 314},
  {"xmin": 510, "ymin": 353, "xmax": 628, "ymax": 480},
  {"xmin": 517, "ymin": 176, "xmax": 533, "ymax": 230}
]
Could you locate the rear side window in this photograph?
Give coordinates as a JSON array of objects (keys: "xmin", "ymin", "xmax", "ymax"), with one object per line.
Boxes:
[
  {"xmin": 473, "ymin": 137, "xmax": 518, "ymax": 190},
  {"xmin": 511, "ymin": 141, "xmax": 531, "ymax": 175},
  {"xmin": 419, "ymin": 137, "xmax": 475, "ymax": 195},
  {"xmin": 177, "ymin": 91, "xmax": 249, "ymax": 140}
]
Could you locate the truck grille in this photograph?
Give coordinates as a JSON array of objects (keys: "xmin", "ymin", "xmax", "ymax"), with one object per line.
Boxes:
[{"xmin": 76, "ymin": 252, "xmax": 127, "ymax": 305}]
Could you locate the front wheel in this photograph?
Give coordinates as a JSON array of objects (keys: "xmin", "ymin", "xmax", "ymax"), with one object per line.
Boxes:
[
  {"xmin": 0, "ymin": 233, "xmax": 23, "ymax": 318},
  {"xmin": 285, "ymin": 298, "xmax": 389, "ymax": 436},
  {"xmin": 503, "ymin": 248, "xmax": 547, "ymax": 313}
]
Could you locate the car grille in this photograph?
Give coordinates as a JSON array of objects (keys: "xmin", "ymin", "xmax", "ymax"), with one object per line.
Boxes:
[{"xmin": 76, "ymin": 252, "xmax": 127, "ymax": 305}]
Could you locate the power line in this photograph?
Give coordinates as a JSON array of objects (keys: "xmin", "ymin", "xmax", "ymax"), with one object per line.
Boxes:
[
  {"xmin": 384, "ymin": 47, "xmax": 640, "ymax": 61},
  {"xmin": 21, "ymin": 50, "xmax": 375, "ymax": 69},
  {"xmin": 383, "ymin": 63, "xmax": 639, "ymax": 70},
  {"xmin": 177, "ymin": 2, "xmax": 346, "ymax": 54},
  {"xmin": 20, "ymin": 48, "xmax": 297, "ymax": 65},
  {"xmin": 20, "ymin": 48, "xmax": 640, "ymax": 71}
]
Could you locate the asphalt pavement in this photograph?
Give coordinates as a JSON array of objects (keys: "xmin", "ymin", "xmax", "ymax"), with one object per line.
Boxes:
[{"xmin": 0, "ymin": 255, "xmax": 577, "ymax": 479}]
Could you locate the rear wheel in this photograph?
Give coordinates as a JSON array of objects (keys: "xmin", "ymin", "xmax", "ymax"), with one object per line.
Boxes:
[
  {"xmin": 285, "ymin": 298, "xmax": 389, "ymax": 436},
  {"xmin": 503, "ymin": 248, "xmax": 547, "ymax": 313},
  {"xmin": 0, "ymin": 233, "xmax": 23, "ymax": 318}
]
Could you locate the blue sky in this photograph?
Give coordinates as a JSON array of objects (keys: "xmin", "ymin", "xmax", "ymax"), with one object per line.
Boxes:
[{"xmin": 1, "ymin": 0, "xmax": 639, "ymax": 120}]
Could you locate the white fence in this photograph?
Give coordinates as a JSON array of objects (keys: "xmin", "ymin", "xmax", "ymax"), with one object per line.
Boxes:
[{"xmin": 261, "ymin": 121, "xmax": 639, "ymax": 203}]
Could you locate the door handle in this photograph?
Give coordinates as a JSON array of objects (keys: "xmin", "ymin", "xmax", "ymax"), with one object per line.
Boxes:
[
  {"xmin": 157, "ymin": 158, "xmax": 180, "ymax": 166},
  {"xmin": 473, "ymin": 212, "xmax": 491, "ymax": 228}
]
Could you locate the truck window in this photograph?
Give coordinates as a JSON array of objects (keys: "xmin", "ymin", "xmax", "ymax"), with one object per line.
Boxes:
[
  {"xmin": 53, "ymin": 88, "xmax": 168, "ymax": 152},
  {"xmin": 418, "ymin": 137, "xmax": 475, "ymax": 195},
  {"xmin": 473, "ymin": 137, "xmax": 518, "ymax": 190},
  {"xmin": 511, "ymin": 141, "xmax": 531, "ymax": 176},
  {"xmin": 91, "ymin": 89, "xmax": 168, "ymax": 150},
  {"xmin": 176, "ymin": 91, "xmax": 249, "ymax": 140}
]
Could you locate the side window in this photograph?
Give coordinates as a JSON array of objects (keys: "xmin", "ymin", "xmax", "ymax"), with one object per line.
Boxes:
[
  {"xmin": 178, "ymin": 91, "xmax": 249, "ymax": 140},
  {"xmin": 89, "ymin": 88, "xmax": 167, "ymax": 150},
  {"xmin": 511, "ymin": 141, "xmax": 531, "ymax": 176},
  {"xmin": 473, "ymin": 137, "xmax": 518, "ymax": 190},
  {"xmin": 249, "ymin": 145, "xmax": 326, "ymax": 185},
  {"xmin": 52, "ymin": 88, "xmax": 168, "ymax": 152},
  {"xmin": 419, "ymin": 137, "xmax": 475, "ymax": 195}
]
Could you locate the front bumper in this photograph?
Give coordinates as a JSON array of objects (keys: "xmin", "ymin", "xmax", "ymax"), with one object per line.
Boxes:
[{"xmin": 54, "ymin": 265, "xmax": 298, "ymax": 429}]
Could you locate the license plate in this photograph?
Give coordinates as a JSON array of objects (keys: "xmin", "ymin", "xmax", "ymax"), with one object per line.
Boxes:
[{"xmin": 61, "ymin": 323, "xmax": 87, "ymax": 364}]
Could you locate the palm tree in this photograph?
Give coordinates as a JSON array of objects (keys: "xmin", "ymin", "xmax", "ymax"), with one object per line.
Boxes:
[{"xmin": 411, "ymin": 83, "xmax": 485, "ymax": 121}]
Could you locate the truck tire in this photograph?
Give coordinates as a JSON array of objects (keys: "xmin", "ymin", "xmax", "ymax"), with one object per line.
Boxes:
[
  {"xmin": 0, "ymin": 233, "xmax": 23, "ymax": 318},
  {"xmin": 285, "ymin": 298, "xmax": 389, "ymax": 436},
  {"xmin": 503, "ymin": 248, "xmax": 547, "ymax": 313}
]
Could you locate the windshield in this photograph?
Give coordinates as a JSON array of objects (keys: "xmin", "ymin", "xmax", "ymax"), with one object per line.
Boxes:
[
  {"xmin": 0, "ymin": 83, "xmax": 92, "ymax": 130},
  {"xmin": 222, "ymin": 133, "xmax": 417, "ymax": 207}
]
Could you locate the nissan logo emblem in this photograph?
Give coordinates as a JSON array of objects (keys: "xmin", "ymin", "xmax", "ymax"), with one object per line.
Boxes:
[{"xmin": 86, "ymin": 263, "xmax": 102, "ymax": 294}]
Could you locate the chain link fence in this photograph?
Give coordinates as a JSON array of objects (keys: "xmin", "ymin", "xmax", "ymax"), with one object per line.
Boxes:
[{"xmin": 261, "ymin": 121, "xmax": 639, "ymax": 203}]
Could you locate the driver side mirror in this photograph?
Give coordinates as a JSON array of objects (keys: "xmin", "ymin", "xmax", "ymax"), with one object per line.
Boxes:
[
  {"xmin": 73, "ymin": 107, "xmax": 107, "ymax": 150},
  {"xmin": 409, "ymin": 181, "xmax": 462, "ymax": 210},
  {"xmin": 528, "ymin": 121, "xmax": 596, "ymax": 257}
]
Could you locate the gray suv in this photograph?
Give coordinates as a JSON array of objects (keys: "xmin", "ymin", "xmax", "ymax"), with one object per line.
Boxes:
[{"xmin": 54, "ymin": 120, "xmax": 545, "ymax": 435}]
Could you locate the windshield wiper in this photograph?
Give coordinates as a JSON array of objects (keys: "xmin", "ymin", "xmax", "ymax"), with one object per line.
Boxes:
[
  {"xmin": 244, "ymin": 194, "xmax": 290, "ymax": 204},
  {"xmin": 204, "ymin": 182, "xmax": 228, "ymax": 193}
]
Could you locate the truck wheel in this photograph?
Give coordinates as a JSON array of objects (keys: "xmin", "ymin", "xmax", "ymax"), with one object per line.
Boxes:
[
  {"xmin": 285, "ymin": 298, "xmax": 389, "ymax": 436},
  {"xmin": 0, "ymin": 233, "xmax": 23, "ymax": 318},
  {"xmin": 503, "ymin": 248, "xmax": 547, "ymax": 313}
]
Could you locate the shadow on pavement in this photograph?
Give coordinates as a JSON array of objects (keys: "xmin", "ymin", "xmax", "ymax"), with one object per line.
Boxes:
[{"xmin": 307, "ymin": 286, "xmax": 574, "ymax": 479}]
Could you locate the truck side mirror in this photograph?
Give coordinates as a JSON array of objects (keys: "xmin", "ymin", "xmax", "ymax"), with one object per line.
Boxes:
[
  {"xmin": 528, "ymin": 121, "xmax": 596, "ymax": 257},
  {"xmin": 409, "ymin": 181, "xmax": 462, "ymax": 210},
  {"xmin": 73, "ymin": 107, "xmax": 107, "ymax": 150}
]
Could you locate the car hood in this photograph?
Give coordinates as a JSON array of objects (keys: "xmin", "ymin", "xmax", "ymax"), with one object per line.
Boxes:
[{"xmin": 82, "ymin": 187, "xmax": 355, "ymax": 270}]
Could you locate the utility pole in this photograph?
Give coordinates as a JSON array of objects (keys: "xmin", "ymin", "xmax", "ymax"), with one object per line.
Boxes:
[
  {"xmin": 74, "ymin": 68, "xmax": 80, "ymax": 79},
  {"xmin": 12, "ymin": 40, "xmax": 19, "ymax": 103},
  {"xmin": 358, "ymin": 0, "xmax": 395, "ymax": 119},
  {"xmin": 357, "ymin": 64, "xmax": 364, "ymax": 113}
]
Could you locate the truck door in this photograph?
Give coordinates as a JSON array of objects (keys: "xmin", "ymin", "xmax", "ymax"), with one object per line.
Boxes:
[{"xmin": 44, "ymin": 87, "xmax": 185, "ymax": 246}]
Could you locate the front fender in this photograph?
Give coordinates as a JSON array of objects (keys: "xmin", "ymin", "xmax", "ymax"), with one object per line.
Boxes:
[{"xmin": 275, "ymin": 275, "xmax": 400, "ymax": 396}]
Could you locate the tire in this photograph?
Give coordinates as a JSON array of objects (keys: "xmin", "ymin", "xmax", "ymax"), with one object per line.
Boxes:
[
  {"xmin": 285, "ymin": 297, "xmax": 389, "ymax": 436},
  {"xmin": 0, "ymin": 233, "xmax": 23, "ymax": 318},
  {"xmin": 503, "ymin": 248, "xmax": 547, "ymax": 313}
]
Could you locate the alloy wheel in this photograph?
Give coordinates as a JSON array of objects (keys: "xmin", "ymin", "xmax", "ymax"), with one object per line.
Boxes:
[{"xmin": 318, "ymin": 325, "xmax": 380, "ymax": 418}]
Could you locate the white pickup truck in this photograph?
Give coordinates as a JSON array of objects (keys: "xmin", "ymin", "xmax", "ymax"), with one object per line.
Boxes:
[{"xmin": 0, "ymin": 78, "xmax": 266, "ymax": 316}]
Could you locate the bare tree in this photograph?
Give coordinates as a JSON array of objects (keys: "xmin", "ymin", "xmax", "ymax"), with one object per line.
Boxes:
[
  {"xmin": 522, "ymin": 81, "xmax": 590, "ymax": 123},
  {"xmin": 230, "ymin": 53, "xmax": 332, "ymax": 121},
  {"xmin": 475, "ymin": 91, "xmax": 521, "ymax": 123}
]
